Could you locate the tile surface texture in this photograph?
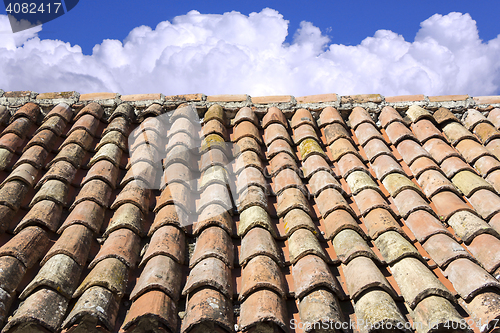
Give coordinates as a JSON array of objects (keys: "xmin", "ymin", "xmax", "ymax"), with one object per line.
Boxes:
[{"xmin": 0, "ymin": 94, "xmax": 500, "ymax": 333}]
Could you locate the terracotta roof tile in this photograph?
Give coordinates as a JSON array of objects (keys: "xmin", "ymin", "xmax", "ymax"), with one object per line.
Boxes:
[{"xmin": 4, "ymin": 97, "xmax": 500, "ymax": 332}]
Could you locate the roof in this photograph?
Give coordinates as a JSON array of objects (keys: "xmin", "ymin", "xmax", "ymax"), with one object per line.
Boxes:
[{"xmin": 0, "ymin": 90, "xmax": 500, "ymax": 333}]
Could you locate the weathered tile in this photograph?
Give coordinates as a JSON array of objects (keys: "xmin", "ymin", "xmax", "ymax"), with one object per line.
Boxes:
[
  {"xmin": 412, "ymin": 296, "xmax": 469, "ymax": 333},
  {"xmin": 398, "ymin": 139, "xmax": 433, "ymax": 166},
  {"xmin": 155, "ymin": 182, "xmax": 193, "ymax": 214},
  {"xmin": 412, "ymin": 119, "xmax": 444, "ymax": 143},
  {"xmin": 323, "ymin": 122, "xmax": 351, "ymax": 145},
  {"xmin": 346, "ymin": 170, "xmax": 379, "ymax": 195},
  {"xmin": 239, "ymin": 204, "xmax": 274, "ymax": 238},
  {"xmin": 302, "ymin": 154, "xmax": 330, "ymax": 178},
  {"xmin": 89, "ymin": 228, "xmax": 141, "ymax": 269},
  {"xmin": 36, "ymin": 160, "xmax": 76, "ymax": 190},
  {"xmin": 234, "ymin": 150, "xmax": 263, "ymax": 174},
  {"xmin": 422, "ymin": 138, "xmax": 460, "ymax": 164},
  {"xmin": 371, "ymin": 154, "xmax": 405, "ymax": 181},
  {"xmin": 203, "ymin": 104, "xmax": 226, "ymax": 125},
  {"xmin": 363, "ymin": 208, "xmax": 403, "ymax": 243},
  {"xmin": 433, "ymin": 107, "xmax": 459, "ymax": 125},
  {"xmin": 2, "ymin": 117, "xmax": 31, "ymax": 139},
  {"xmin": 0, "ymin": 256, "xmax": 26, "ymax": 293},
  {"xmin": 63, "ymin": 286, "xmax": 119, "ymax": 331},
  {"xmin": 445, "ymin": 258, "xmax": 500, "ymax": 301},
  {"xmin": 418, "ymin": 169, "xmax": 458, "ymax": 198},
  {"xmin": 391, "ymin": 257, "xmax": 454, "ymax": 309},
  {"xmin": 73, "ymin": 257, "xmax": 128, "ymax": 298},
  {"xmin": 353, "ymin": 188, "xmax": 390, "ymax": 217},
  {"xmin": 277, "ymin": 187, "xmax": 311, "ymax": 217},
  {"xmin": 239, "ymin": 289, "xmax": 287, "ymax": 332},
  {"xmin": 234, "ymin": 120, "xmax": 261, "ymax": 144},
  {"xmin": 181, "ymin": 288, "xmax": 233, "ymax": 333},
  {"xmin": 198, "ymin": 183, "xmax": 233, "ymax": 213},
  {"xmin": 337, "ymin": 153, "xmax": 367, "ymax": 178},
  {"xmin": 121, "ymin": 160, "xmax": 157, "ymax": 188},
  {"xmin": 441, "ymin": 156, "xmax": 475, "ymax": 178},
  {"xmin": 193, "ymin": 203, "xmax": 231, "ymax": 234},
  {"xmin": 264, "ymin": 123, "xmax": 292, "ymax": 146},
  {"xmin": 199, "ymin": 165, "xmax": 228, "ymax": 191},
  {"xmin": 324, "ymin": 208, "xmax": 363, "ymax": 240},
  {"xmin": 20, "ymin": 254, "xmax": 81, "ymax": 299},
  {"xmin": 97, "ymin": 130, "xmax": 128, "ymax": 151},
  {"xmin": 293, "ymin": 124, "xmax": 319, "ymax": 144},
  {"xmin": 111, "ymin": 180, "xmax": 151, "ymax": 214},
  {"xmin": 68, "ymin": 114, "xmax": 99, "ymax": 136},
  {"xmin": 348, "ymin": 106, "xmax": 375, "ymax": 130},
  {"xmin": 448, "ymin": 210, "xmax": 497, "ymax": 244},
  {"xmin": 344, "ymin": 255, "xmax": 396, "ymax": 300},
  {"xmin": 240, "ymin": 227, "xmax": 283, "ymax": 267},
  {"xmin": 74, "ymin": 102, "xmax": 104, "ymax": 121},
  {"xmin": 468, "ymin": 234, "xmax": 500, "ymax": 275},
  {"xmin": 0, "ymin": 226, "xmax": 49, "ymax": 268},
  {"xmin": 317, "ymin": 187, "xmax": 352, "ymax": 218},
  {"xmin": 291, "ymin": 108, "xmax": 316, "ymax": 129},
  {"xmin": 431, "ymin": 191, "xmax": 473, "ymax": 221},
  {"xmin": 442, "ymin": 121, "xmax": 478, "ymax": 145},
  {"xmin": 474, "ymin": 123, "xmax": 500, "ymax": 144},
  {"xmin": 475, "ymin": 156, "xmax": 500, "ymax": 177},
  {"xmin": 16, "ymin": 199, "xmax": 63, "ymax": 233},
  {"xmin": 49, "ymin": 143, "xmax": 86, "ymax": 168},
  {"xmin": 190, "ymin": 226, "xmax": 233, "ymax": 268},
  {"xmin": 3, "ymin": 288, "xmax": 68, "ymax": 333},
  {"xmin": 405, "ymin": 210, "xmax": 450, "ymax": 243},
  {"xmin": 71, "ymin": 179, "xmax": 112, "ymax": 209},
  {"xmin": 240, "ymin": 255, "xmax": 284, "ymax": 301},
  {"xmin": 452, "ymin": 170, "xmax": 494, "ymax": 197},
  {"xmin": 329, "ymin": 138, "xmax": 360, "ymax": 161},
  {"xmin": 318, "ymin": 106, "xmax": 343, "ymax": 128},
  {"xmin": 456, "ymin": 139, "xmax": 494, "ymax": 163},
  {"xmin": 262, "ymin": 107, "xmax": 288, "ymax": 129},
  {"xmin": 0, "ymin": 179, "xmax": 29, "ymax": 210},
  {"xmin": 43, "ymin": 223, "xmax": 93, "ymax": 267},
  {"xmin": 171, "ymin": 117, "xmax": 198, "ymax": 138},
  {"xmin": 12, "ymin": 102, "xmax": 40, "ymax": 123},
  {"xmin": 88, "ymin": 143, "xmax": 123, "ymax": 167},
  {"xmin": 354, "ymin": 122, "xmax": 384, "ymax": 146},
  {"xmin": 354, "ymin": 290, "xmax": 408, "ymax": 333},
  {"xmin": 58, "ymin": 200, "xmax": 105, "ymax": 234},
  {"xmin": 332, "ymin": 229, "xmax": 377, "ymax": 264},
  {"xmin": 270, "ymin": 152, "xmax": 298, "ymax": 176},
  {"xmin": 141, "ymin": 225, "xmax": 185, "ymax": 266},
  {"xmin": 422, "ymin": 233, "xmax": 472, "ymax": 268},
  {"xmin": 122, "ymin": 290, "xmax": 178, "ymax": 333},
  {"xmin": 184, "ymin": 257, "xmax": 232, "ymax": 299},
  {"xmin": 298, "ymin": 289, "xmax": 344, "ymax": 331},
  {"xmin": 393, "ymin": 188, "xmax": 432, "ymax": 218},
  {"xmin": 234, "ymin": 107, "xmax": 258, "ymax": 126},
  {"xmin": 293, "ymin": 254, "xmax": 341, "ymax": 299},
  {"xmin": 309, "ymin": 170, "xmax": 343, "ymax": 197},
  {"xmin": 289, "ymin": 228, "xmax": 326, "ymax": 264},
  {"xmin": 44, "ymin": 102, "xmax": 73, "ymax": 123},
  {"xmin": 237, "ymin": 185, "xmax": 268, "ymax": 212},
  {"xmin": 236, "ymin": 166, "xmax": 267, "ymax": 194},
  {"xmin": 274, "ymin": 168, "xmax": 306, "ymax": 196},
  {"xmin": 386, "ymin": 121, "xmax": 416, "ymax": 146},
  {"xmin": 468, "ymin": 189, "xmax": 500, "ymax": 220},
  {"xmin": 374, "ymin": 231, "xmax": 420, "ymax": 264},
  {"xmin": 267, "ymin": 138, "xmax": 294, "ymax": 159},
  {"xmin": 379, "ymin": 106, "xmax": 404, "ymax": 128}
]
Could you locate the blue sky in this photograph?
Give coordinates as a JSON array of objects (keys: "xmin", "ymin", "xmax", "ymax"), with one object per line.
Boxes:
[
  {"xmin": 5, "ymin": 0, "xmax": 497, "ymax": 55},
  {"xmin": 0, "ymin": 1, "xmax": 499, "ymax": 96}
]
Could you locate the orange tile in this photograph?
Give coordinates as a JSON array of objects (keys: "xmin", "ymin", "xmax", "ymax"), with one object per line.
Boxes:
[{"xmin": 296, "ymin": 93, "xmax": 337, "ymax": 104}]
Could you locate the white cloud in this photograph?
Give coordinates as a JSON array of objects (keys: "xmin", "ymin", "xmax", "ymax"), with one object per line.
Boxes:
[{"xmin": 0, "ymin": 9, "xmax": 499, "ymax": 96}]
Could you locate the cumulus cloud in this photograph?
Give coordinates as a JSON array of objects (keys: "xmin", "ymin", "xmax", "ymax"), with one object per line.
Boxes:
[{"xmin": 0, "ymin": 9, "xmax": 499, "ymax": 96}]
